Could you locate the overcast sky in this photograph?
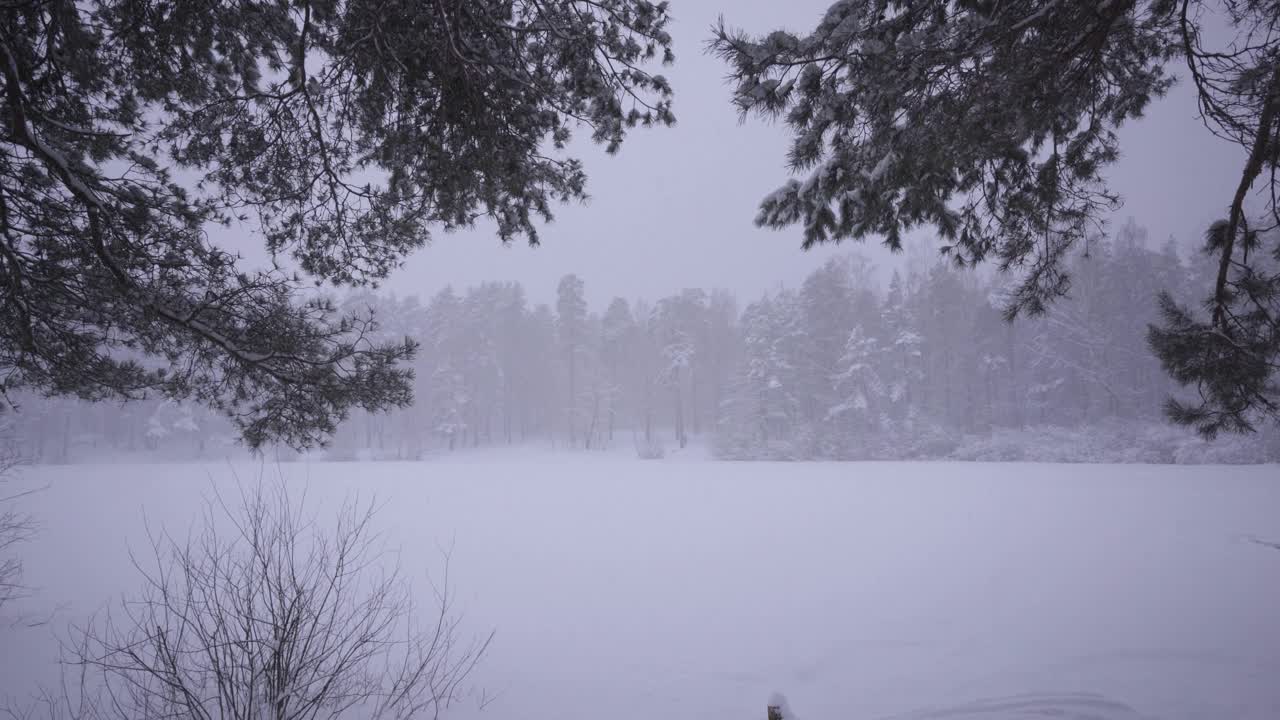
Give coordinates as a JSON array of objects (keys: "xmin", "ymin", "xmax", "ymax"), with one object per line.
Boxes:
[{"xmin": 224, "ymin": 0, "xmax": 1248, "ymax": 309}]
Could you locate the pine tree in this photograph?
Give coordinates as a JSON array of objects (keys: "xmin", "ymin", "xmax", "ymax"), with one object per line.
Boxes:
[
  {"xmin": 601, "ymin": 298, "xmax": 636, "ymax": 443},
  {"xmin": 525, "ymin": 304, "xmax": 561, "ymax": 440},
  {"xmin": 729, "ymin": 292, "xmax": 806, "ymax": 457},
  {"xmin": 556, "ymin": 275, "xmax": 588, "ymax": 448},
  {"xmin": 649, "ymin": 295, "xmax": 691, "ymax": 449},
  {"xmin": 1, "ymin": 0, "xmax": 675, "ymax": 448},
  {"xmin": 496, "ymin": 283, "xmax": 529, "ymax": 445},
  {"xmin": 881, "ymin": 271, "xmax": 923, "ymax": 423},
  {"xmin": 827, "ymin": 325, "xmax": 885, "ymax": 456},
  {"xmin": 798, "ymin": 258, "xmax": 856, "ymax": 426},
  {"xmin": 712, "ymin": 0, "xmax": 1280, "ymax": 436},
  {"xmin": 424, "ymin": 288, "xmax": 467, "ymax": 450}
]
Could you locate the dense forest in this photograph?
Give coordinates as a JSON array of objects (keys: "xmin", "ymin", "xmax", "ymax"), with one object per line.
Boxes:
[{"xmin": 7, "ymin": 222, "xmax": 1278, "ymax": 464}]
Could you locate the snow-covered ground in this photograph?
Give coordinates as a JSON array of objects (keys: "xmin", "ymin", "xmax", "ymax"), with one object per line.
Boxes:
[{"xmin": 2, "ymin": 455, "xmax": 1278, "ymax": 720}]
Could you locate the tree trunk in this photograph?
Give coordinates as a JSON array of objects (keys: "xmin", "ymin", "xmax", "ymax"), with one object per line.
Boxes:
[
  {"xmin": 61, "ymin": 412, "xmax": 71, "ymax": 461},
  {"xmin": 1209, "ymin": 63, "xmax": 1280, "ymax": 329},
  {"xmin": 673, "ymin": 385, "xmax": 686, "ymax": 449},
  {"xmin": 567, "ymin": 348, "xmax": 577, "ymax": 448},
  {"xmin": 585, "ymin": 389, "xmax": 599, "ymax": 450},
  {"xmin": 690, "ymin": 369, "xmax": 700, "ymax": 436}
]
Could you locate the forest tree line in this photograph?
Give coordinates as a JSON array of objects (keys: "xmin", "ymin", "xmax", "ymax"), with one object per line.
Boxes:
[{"xmin": 7, "ymin": 222, "xmax": 1277, "ymax": 463}]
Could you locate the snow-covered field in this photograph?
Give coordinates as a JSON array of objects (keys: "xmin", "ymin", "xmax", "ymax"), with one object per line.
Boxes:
[{"xmin": 2, "ymin": 454, "xmax": 1278, "ymax": 720}]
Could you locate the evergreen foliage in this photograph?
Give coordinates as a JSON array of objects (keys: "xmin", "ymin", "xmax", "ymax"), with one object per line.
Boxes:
[
  {"xmin": 15, "ymin": 227, "xmax": 1275, "ymax": 464},
  {"xmin": 711, "ymin": 0, "xmax": 1280, "ymax": 437},
  {"xmin": 0, "ymin": 0, "xmax": 674, "ymax": 447}
]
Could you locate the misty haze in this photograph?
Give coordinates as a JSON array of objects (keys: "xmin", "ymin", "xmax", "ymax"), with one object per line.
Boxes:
[{"xmin": 1, "ymin": 2, "xmax": 1278, "ymax": 720}]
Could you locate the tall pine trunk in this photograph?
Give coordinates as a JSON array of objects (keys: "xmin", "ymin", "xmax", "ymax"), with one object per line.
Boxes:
[{"xmin": 567, "ymin": 348, "xmax": 577, "ymax": 448}]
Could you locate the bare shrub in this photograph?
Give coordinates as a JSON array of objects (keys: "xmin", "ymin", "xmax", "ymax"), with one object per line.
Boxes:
[
  {"xmin": 0, "ymin": 489, "xmax": 33, "ymax": 612},
  {"xmin": 0, "ymin": 415, "xmax": 32, "ymax": 613},
  {"xmin": 18, "ymin": 481, "xmax": 489, "ymax": 720}
]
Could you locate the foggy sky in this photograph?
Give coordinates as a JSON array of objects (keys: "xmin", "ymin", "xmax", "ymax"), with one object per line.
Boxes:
[{"xmin": 215, "ymin": 0, "xmax": 1247, "ymax": 308}]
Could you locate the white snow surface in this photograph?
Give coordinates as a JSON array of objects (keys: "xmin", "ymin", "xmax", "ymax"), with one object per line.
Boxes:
[{"xmin": 1, "ymin": 453, "xmax": 1278, "ymax": 720}]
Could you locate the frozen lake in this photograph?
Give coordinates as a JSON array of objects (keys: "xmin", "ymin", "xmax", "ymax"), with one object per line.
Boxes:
[{"xmin": 2, "ymin": 456, "xmax": 1278, "ymax": 720}]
